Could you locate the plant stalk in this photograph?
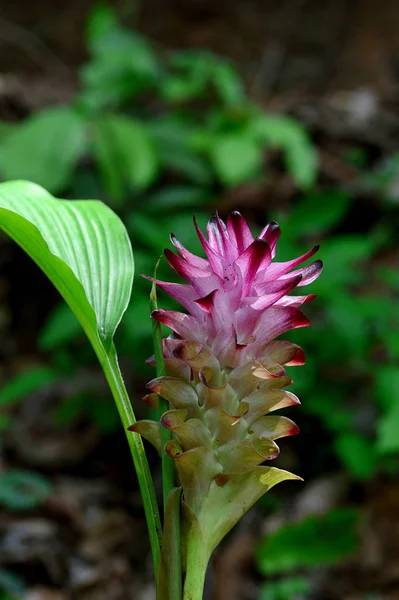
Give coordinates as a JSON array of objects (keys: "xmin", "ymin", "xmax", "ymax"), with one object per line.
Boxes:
[
  {"xmin": 98, "ymin": 342, "xmax": 162, "ymax": 575},
  {"xmin": 183, "ymin": 529, "xmax": 210, "ymax": 600},
  {"xmin": 152, "ymin": 315, "xmax": 175, "ymax": 508},
  {"xmin": 150, "ymin": 262, "xmax": 176, "ymax": 510}
]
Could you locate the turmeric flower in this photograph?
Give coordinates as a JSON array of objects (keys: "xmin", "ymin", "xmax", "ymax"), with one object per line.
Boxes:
[
  {"xmin": 152, "ymin": 212, "xmax": 321, "ymax": 369},
  {"xmin": 131, "ymin": 212, "xmax": 322, "ymax": 563}
]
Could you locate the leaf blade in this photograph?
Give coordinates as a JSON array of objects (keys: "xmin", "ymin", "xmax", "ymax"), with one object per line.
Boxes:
[{"xmin": 0, "ymin": 180, "xmax": 133, "ymax": 347}]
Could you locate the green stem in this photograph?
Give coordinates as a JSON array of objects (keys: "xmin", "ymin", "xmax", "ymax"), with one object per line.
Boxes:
[
  {"xmin": 152, "ymin": 315, "xmax": 175, "ymax": 508},
  {"xmin": 183, "ymin": 529, "xmax": 210, "ymax": 600},
  {"xmin": 157, "ymin": 487, "xmax": 183, "ymax": 600},
  {"xmin": 97, "ymin": 342, "xmax": 162, "ymax": 574},
  {"xmin": 150, "ymin": 264, "xmax": 175, "ymax": 510},
  {"xmin": 150, "ymin": 263, "xmax": 182, "ymax": 599}
]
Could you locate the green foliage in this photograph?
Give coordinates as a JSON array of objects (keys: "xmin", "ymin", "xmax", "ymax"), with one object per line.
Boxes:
[
  {"xmin": 55, "ymin": 392, "xmax": 120, "ymax": 433},
  {"xmin": 0, "ymin": 470, "xmax": 53, "ymax": 511},
  {"xmin": 0, "ymin": 366, "xmax": 59, "ymax": 408},
  {"xmin": 275, "ymin": 186, "xmax": 398, "ymax": 481},
  {"xmin": 335, "ymin": 434, "xmax": 378, "ymax": 480},
  {"xmin": 256, "ymin": 509, "xmax": 359, "ymax": 576},
  {"xmin": 250, "ymin": 114, "xmax": 317, "ymax": 188},
  {"xmin": 209, "ymin": 132, "xmax": 263, "ymax": 187},
  {"xmin": 0, "ymin": 107, "xmax": 86, "ymax": 193},
  {"xmin": 258, "ymin": 577, "xmax": 311, "ymax": 600},
  {"xmin": 38, "ymin": 302, "xmax": 81, "ymax": 350},
  {"xmin": 92, "ymin": 115, "xmax": 159, "ymax": 203},
  {"xmin": 0, "ymin": 5, "xmax": 317, "ymax": 198}
]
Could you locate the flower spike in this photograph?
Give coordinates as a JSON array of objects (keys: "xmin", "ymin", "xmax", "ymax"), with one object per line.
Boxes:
[{"xmin": 130, "ymin": 212, "xmax": 321, "ymax": 572}]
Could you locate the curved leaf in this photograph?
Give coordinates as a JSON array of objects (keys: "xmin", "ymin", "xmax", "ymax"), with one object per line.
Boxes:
[
  {"xmin": 0, "ymin": 180, "xmax": 133, "ymax": 349},
  {"xmin": 0, "ymin": 180, "xmax": 162, "ymax": 571}
]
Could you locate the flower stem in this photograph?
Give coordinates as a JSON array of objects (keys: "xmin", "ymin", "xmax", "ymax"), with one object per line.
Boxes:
[
  {"xmin": 150, "ymin": 264, "xmax": 176, "ymax": 509},
  {"xmin": 183, "ymin": 529, "xmax": 210, "ymax": 600},
  {"xmin": 98, "ymin": 342, "xmax": 162, "ymax": 575}
]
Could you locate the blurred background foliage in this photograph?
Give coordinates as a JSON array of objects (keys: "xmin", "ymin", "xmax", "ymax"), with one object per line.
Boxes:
[{"xmin": 0, "ymin": 2, "xmax": 398, "ymax": 600}]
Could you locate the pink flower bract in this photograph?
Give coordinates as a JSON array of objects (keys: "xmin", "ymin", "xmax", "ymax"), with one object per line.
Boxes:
[{"xmin": 152, "ymin": 212, "xmax": 322, "ymax": 368}]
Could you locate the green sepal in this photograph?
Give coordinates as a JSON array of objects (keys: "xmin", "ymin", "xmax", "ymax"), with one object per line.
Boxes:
[{"xmin": 197, "ymin": 466, "xmax": 302, "ymax": 555}]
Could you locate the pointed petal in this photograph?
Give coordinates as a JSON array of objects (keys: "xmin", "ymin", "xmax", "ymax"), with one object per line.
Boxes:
[
  {"xmin": 279, "ymin": 259, "xmax": 323, "ymax": 286},
  {"xmin": 235, "ymin": 275, "xmax": 303, "ymax": 344},
  {"xmin": 215, "ymin": 213, "xmax": 238, "ymax": 260},
  {"xmin": 151, "ymin": 279, "xmax": 203, "ymax": 317},
  {"xmin": 217, "ymin": 438, "xmax": 280, "ymax": 474},
  {"xmin": 251, "ymin": 307, "xmax": 310, "ymax": 352},
  {"xmin": 172, "ymin": 341, "xmax": 216, "ymax": 377},
  {"xmin": 163, "ymin": 357, "xmax": 193, "ymax": 381},
  {"xmin": 227, "ymin": 211, "xmax": 254, "ymax": 253},
  {"xmin": 236, "ymin": 239, "xmax": 272, "ymax": 295},
  {"xmin": 198, "ymin": 373, "xmax": 230, "ymax": 410},
  {"xmin": 194, "ymin": 289, "xmax": 219, "ymax": 313},
  {"xmin": 252, "ymin": 274, "xmax": 302, "ymax": 303},
  {"xmin": 276, "ymin": 293, "xmax": 317, "ymax": 308},
  {"xmin": 128, "ymin": 420, "xmax": 161, "ymax": 454},
  {"xmin": 164, "ymin": 249, "xmax": 220, "ymax": 296},
  {"xmin": 243, "ymin": 387, "xmax": 300, "ymax": 424},
  {"xmin": 166, "ymin": 417, "xmax": 213, "ymax": 450},
  {"xmin": 142, "ymin": 393, "xmax": 159, "ymax": 409},
  {"xmin": 250, "ymin": 415, "xmax": 299, "ymax": 440},
  {"xmin": 164, "ymin": 443, "xmax": 222, "ymax": 514},
  {"xmin": 206, "ymin": 216, "xmax": 225, "ymax": 255},
  {"xmin": 147, "ymin": 376, "xmax": 200, "ymax": 417},
  {"xmin": 297, "ymin": 260, "xmax": 323, "ymax": 286},
  {"xmin": 228, "ymin": 364, "xmax": 291, "ymax": 401},
  {"xmin": 258, "ymin": 340, "xmax": 306, "ymax": 366},
  {"xmin": 258, "ymin": 222, "xmax": 281, "ymax": 257},
  {"xmin": 170, "ymin": 233, "xmax": 208, "ymax": 268},
  {"xmin": 161, "ymin": 409, "xmax": 188, "ymax": 428},
  {"xmin": 205, "ymin": 403, "xmax": 249, "ymax": 444},
  {"xmin": 265, "ymin": 245, "xmax": 319, "ymax": 279},
  {"xmin": 151, "ymin": 309, "xmax": 205, "ymax": 343},
  {"xmin": 193, "ymin": 215, "xmax": 227, "ymax": 278}
]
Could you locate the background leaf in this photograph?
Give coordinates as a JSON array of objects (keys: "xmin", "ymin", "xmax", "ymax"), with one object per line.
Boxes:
[
  {"xmin": 38, "ymin": 302, "xmax": 82, "ymax": 350},
  {"xmin": 250, "ymin": 114, "xmax": 318, "ymax": 188},
  {"xmin": 0, "ymin": 470, "xmax": 53, "ymax": 511},
  {"xmin": 256, "ymin": 509, "xmax": 359, "ymax": 575},
  {"xmin": 210, "ymin": 132, "xmax": 263, "ymax": 186},
  {"xmin": 92, "ymin": 115, "xmax": 159, "ymax": 203},
  {"xmin": 0, "ymin": 107, "xmax": 87, "ymax": 193},
  {"xmin": 377, "ymin": 402, "xmax": 399, "ymax": 453},
  {"xmin": 0, "ymin": 366, "xmax": 59, "ymax": 408}
]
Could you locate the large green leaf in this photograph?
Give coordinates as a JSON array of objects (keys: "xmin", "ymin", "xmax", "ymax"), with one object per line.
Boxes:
[
  {"xmin": 0, "ymin": 180, "xmax": 162, "ymax": 570},
  {"xmin": 0, "ymin": 180, "xmax": 133, "ymax": 351}
]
